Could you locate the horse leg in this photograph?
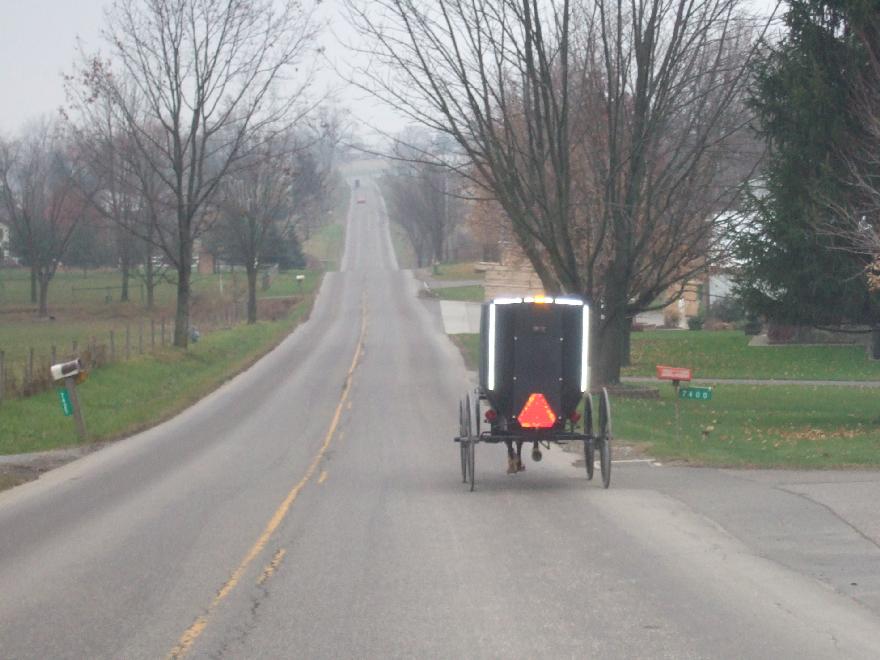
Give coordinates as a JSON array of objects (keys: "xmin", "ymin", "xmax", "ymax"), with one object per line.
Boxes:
[
  {"xmin": 516, "ymin": 440, "xmax": 526, "ymax": 472},
  {"xmin": 531, "ymin": 440, "xmax": 542, "ymax": 462},
  {"xmin": 505, "ymin": 439, "xmax": 518, "ymax": 474}
]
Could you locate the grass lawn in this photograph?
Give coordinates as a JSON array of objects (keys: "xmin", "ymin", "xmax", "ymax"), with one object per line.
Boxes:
[
  {"xmin": 304, "ymin": 223, "xmax": 345, "ymax": 272},
  {"xmin": 430, "ymin": 261, "xmax": 485, "ymax": 281},
  {"xmin": 613, "ymin": 383, "xmax": 880, "ymax": 468},
  {"xmin": 434, "ymin": 284, "xmax": 485, "ymax": 302},
  {"xmin": 625, "ymin": 330, "xmax": 880, "ymax": 381},
  {"xmin": 387, "ymin": 221, "xmax": 419, "ymax": 270},
  {"xmin": 451, "ymin": 333, "xmax": 479, "ymax": 370},
  {"xmin": 0, "ymin": 295, "xmax": 316, "ymax": 455},
  {"xmin": 447, "ymin": 331, "xmax": 880, "ymax": 467},
  {"xmin": 0, "ymin": 269, "xmax": 322, "ymax": 368}
]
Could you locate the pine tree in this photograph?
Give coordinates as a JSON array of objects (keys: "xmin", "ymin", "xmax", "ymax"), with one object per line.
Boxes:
[{"xmin": 735, "ymin": 0, "xmax": 878, "ymax": 328}]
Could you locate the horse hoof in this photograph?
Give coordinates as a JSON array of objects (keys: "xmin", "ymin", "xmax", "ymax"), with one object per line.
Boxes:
[
  {"xmin": 531, "ymin": 448, "xmax": 543, "ymax": 462},
  {"xmin": 507, "ymin": 458, "xmax": 518, "ymax": 474}
]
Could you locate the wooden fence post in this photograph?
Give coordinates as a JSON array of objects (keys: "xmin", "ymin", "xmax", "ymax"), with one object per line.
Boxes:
[
  {"xmin": 27, "ymin": 347, "xmax": 34, "ymax": 388},
  {"xmin": 161, "ymin": 318, "xmax": 166, "ymax": 346},
  {"xmin": 139, "ymin": 321, "xmax": 144, "ymax": 355},
  {"xmin": 0, "ymin": 350, "xmax": 5, "ymax": 404},
  {"xmin": 125, "ymin": 325, "xmax": 131, "ymax": 360},
  {"xmin": 151, "ymin": 320, "xmax": 156, "ymax": 348},
  {"xmin": 110, "ymin": 330, "xmax": 116, "ymax": 362}
]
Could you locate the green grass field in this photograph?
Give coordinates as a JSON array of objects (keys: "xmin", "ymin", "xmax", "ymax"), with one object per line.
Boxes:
[
  {"xmin": 0, "ymin": 269, "xmax": 321, "ymax": 366},
  {"xmin": 387, "ymin": 221, "xmax": 419, "ymax": 270},
  {"xmin": 304, "ymin": 223, "xmax": 345, "ymax": 271},
  {"xmin": 0, "ymin": 291, "xmax": 317, "ymax": 455},
  {"xmin": 434, "ymin": 284, "xmax": 485, "ymax": 302},
  {"xmin": 613, "ymin": 384, "xmax": 880, "ymax": 468},
  {"xmin": 430, "ymin": 262, "xmax": 485, "ymax": 281},
  {"xmin": 448, "ymin": 330, "xmax": 880, "ymax": 467},
  {"xmin": 625, "ymin": 330, "xmax": 880, "ymax": 381}
]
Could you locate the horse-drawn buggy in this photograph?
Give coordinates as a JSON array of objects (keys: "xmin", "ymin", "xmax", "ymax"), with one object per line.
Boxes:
[{"xmin": 454, "ymin": 296, "xmax": 612, "ymax": 491}]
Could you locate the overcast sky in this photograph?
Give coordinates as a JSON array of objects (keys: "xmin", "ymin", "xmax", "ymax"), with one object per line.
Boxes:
[{"xmin": 0, "ymin": 1, "xmax": 781, "ymax": 140}]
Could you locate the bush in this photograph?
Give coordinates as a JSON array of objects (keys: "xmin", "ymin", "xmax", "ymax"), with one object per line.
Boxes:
[
  {"xmin": 687, "ymin": 316, "xmax": 705, "ymax": 331},
  {"xmin": 709, "ymin": 296, "xmax": 745, "ymax": 323},
  {"xmin": 663, "ymin": 309, "xmax": 681, "ymax": 328}
]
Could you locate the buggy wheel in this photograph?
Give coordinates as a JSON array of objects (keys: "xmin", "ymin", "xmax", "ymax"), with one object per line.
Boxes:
[
  {"xmin": 583, "ymin": 394, "xmax": 595, "ymax": 480},
  {"xmin": 599, "ymin": 387, "xmax": 613, "ymax": 489},
  {"xmin": 459, "ymin": 401, "xmax": 468, "ymax": 482},
  {"xmin": 474, "ymin": 394, "xmax": 480, "ymax": 437},
  {"xmin": 468, "ymin": 437, "xmax": 476, "ymax": 492}
]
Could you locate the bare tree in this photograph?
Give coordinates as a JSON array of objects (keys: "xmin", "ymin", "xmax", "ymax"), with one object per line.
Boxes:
[
  {"xmin": 71, "ymin": 0, "xmax": 319, "ymax": 347},
  {"xmin": 382, "ymin": 158, "xmax": 456, "ymax": 267},
  {"xmin": 215, "ymin": 135, "xmax": 295, "ymax": 323},
  {"xmin": 0, "ymin": 121, "xmax": 93, "ymax": 316},
  {"xmin": 347, "ymin": 0, "xmax": 767, "ymax": 385}
]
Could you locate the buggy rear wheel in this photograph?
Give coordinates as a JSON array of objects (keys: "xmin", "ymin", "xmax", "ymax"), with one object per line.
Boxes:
[
  {"xmin": 459, "ymin": 401, "xmax": 468, "ymax": 482},
  {"xmin": 599, "ymin": 387, "xmax": 613, "ymax": 489},
  {"xmin": 465, "ymin": 393, "xmax": 476, "ymax": 491},
  {"xmin": 583, "ymin": 394, "xmax": 595, "ymax": 480},
  {"xmin": 467, "ymin": 436, "xmax": 476, "ymax": 492}
]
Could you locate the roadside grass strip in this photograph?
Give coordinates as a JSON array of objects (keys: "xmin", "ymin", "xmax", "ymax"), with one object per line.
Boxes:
[
  {"xmin": 626, "ymin": 330, "xmax": 880, "ymax": 381},
  {"xmin": 430, "ymin": 261, "xmax": 486, "ymax": 281},
  {"xmin": 615, "ymin": 384, "xmax": 880, "ymax": 468},
  {"xmin": 448, "ymin": 331, "xmax": 880, "ymax": 468},
  {"xmin": 434, "ymin": 284, "xmax": 485, "ymax": 302},
  {"xmin": 451, "ymin": 333, "xmax": 479, "ymax": 370},
  {"xmin": 0, "ymin": 297, "xmax": 315, "ymax": 455},
  {"xmin": 304, "ymin": 223, "xmax": 345, "ymax": 271}
]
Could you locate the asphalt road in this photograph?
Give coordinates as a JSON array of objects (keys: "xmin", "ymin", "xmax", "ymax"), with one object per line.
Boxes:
[{"xmin": 2, "ymin": 180, "xmax": 880, "ymax": 659}]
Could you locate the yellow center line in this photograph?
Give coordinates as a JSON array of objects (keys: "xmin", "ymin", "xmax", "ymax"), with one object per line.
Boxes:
[
  {"xmin": 317, "ymin": 470, "xmax": 328, "ymax": 485},
  {"xmin": 168, "ymin": 296, "xmax": 368, "ymax": 659}
]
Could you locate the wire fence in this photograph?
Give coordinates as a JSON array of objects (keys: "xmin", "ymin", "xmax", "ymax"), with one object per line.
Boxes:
[{"xmin": 0, "ymin": 300, "xmax": 255, "ymax": 404}]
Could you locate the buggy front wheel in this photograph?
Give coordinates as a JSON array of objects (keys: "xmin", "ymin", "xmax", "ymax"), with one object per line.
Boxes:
[
  {"xmin": 583, "ymin": 394, "xmax": 595, "ymax": 480},
  {"xmin": 599, "ymin": 387, "xmax": 613, "ymax": 489}
]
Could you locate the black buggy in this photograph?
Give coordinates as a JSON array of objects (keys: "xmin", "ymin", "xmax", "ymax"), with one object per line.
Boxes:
[{"xmin": 454, "ymin": 296, "xmax": 612, "ymax": 491}]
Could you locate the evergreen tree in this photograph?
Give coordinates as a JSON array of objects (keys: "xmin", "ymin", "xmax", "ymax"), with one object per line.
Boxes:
[{"xmin": 735, "ymin": 0, "xmax": 878, "ymax": 327}]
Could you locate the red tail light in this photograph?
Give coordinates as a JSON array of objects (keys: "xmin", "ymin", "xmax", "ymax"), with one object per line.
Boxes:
[
  {"xmin": 518, "ymin": 393, "xmax": 557, "ymax": 429},
  {"xmin": 485, "ymin": 409, "xmax": 497, "ymax": 422}
]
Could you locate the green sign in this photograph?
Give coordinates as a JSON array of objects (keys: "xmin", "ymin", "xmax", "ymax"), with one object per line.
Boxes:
[
  {"xmin": 679, "ymin": 386, "xmax": 713, "ymax": 401},
  {"xmin": 58, "ymin": 388, "xmax": 73, "ymax": 416}
]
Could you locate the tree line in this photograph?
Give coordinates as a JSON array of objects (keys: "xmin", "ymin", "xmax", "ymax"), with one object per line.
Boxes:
[{"xmin": 0, "ymin": 0, "xmax": 342, "ymax": 342}]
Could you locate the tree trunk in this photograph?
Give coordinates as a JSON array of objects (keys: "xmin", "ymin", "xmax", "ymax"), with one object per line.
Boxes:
[
  {"xmin": 30, "ymin": 265, "xmax": 37, "ymax": 304},
  {"xmin": 590, "ymin": 278, "xmax": 630, "ymax": 388},
  {"xmin": 871, "ymin": 326, "xmax": 880, "ymax": 360},
  {"xmin": 120, "ymin": 256, "xmax": 130, "ymax": 302},
  {"xmin": 38, "ymin": 274, "xmax": 50, "ymax": 317},
  {"xmin": 621, "ymin": 316, "xmax": 633, "ymax": 367},
  {"xmin": 246, "ymin": 267, "xmax": 258, "ymax": 324},
  {"xmin": 173, "ymin": 260, "xmax": 191, "ymax": 348},
  {"xmin": 144, "ymin": 254, "xmax": 155, "ymax": 311}
]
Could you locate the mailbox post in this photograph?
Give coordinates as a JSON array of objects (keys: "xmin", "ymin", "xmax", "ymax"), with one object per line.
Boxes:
[
  {"xmin": 51, "ymin": 359, "xmax": 88, "ymax": 441},
  {"xmin": 656, "ymin": 365, "xmax": 692, "ymax": 442}
]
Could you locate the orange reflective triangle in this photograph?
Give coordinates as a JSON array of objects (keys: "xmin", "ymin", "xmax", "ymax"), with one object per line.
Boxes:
[{"xmin": 518, "ymin": 392, "xmax": 557, "ymax": 429}]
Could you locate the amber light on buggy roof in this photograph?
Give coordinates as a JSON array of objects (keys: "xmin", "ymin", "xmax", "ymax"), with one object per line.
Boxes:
[{"xmin": 517, "ymin": 392, "xmax": 557, "ymax": 429}]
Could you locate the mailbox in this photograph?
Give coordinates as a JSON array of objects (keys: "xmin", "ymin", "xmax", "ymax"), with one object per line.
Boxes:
[{"xmin": 50, "ymin": 359, "xmax": 84, "ymax": 382}]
